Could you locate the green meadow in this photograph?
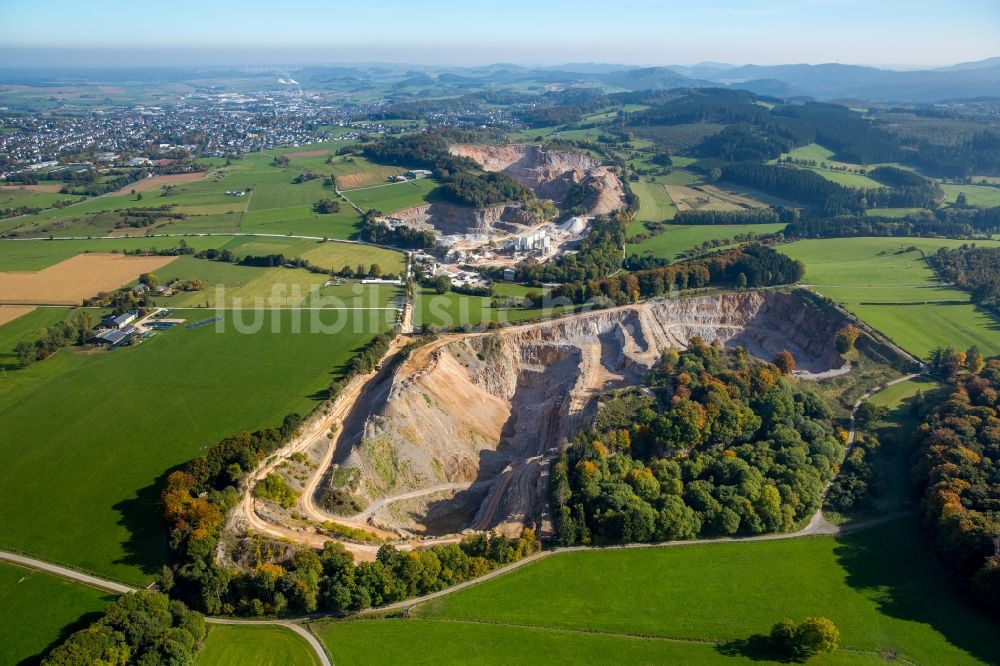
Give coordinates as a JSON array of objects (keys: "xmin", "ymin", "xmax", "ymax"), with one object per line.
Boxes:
[
  {"xmin": 413, "ymin": 287, "xmax": 576, "ymax": 329},
  {"xmin": 631, "ymin": 178, "xmax": 677, "ymax": 222},
  {"xmin": 0, "ymin": 562, "xmax": 112, "ymax": 666},
  {"xmin": 782, "ymin": 237, "xmax": 1000, "ymax": 358},
  {"xmin": 342, "ymin": 178, "xmax": 439, "ymax": 214},
  {"xmin": 318, "ymin": 519, "xmax": 998, "ymax": 665},
  {"xmin": 628, "ymin": 223, "xmax": 786, "ymax": 260},
  {"xmin": 199, "ymin": 625, "xmax": 320, "ymax": 666},
  {"xmin": 940, "ymin": 183, "xmax": 1000, "ymax": 208},
  {"xmin": 0, "ymin": 308, "xmax": 389, "ymax": 584}
]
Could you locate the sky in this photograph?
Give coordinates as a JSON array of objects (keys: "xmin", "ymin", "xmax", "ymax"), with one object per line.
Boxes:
[{"xmin": 1, "ymin": 0, "xmax": 998, "ymax": 68}]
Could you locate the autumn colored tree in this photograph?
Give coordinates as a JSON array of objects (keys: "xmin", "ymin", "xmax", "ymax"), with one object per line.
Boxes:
[
  {"xmin": 772, "ymin": 349, "xmax": 796, "ymax": 375},
  {"xmin": 835, "ymin": 325, "xmax": 860, "ymax": 353}
]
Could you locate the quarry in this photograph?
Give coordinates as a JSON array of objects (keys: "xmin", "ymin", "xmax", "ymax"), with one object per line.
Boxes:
[
  {"xmin": 236, "ymin": 289, "xmax": 853, "ymax": 557},
  {"xmin": 385, "ymin": 143, "xmax": 627, "ymax": 270}
]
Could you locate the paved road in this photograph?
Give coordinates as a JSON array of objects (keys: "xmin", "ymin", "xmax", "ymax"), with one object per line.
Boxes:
[
  {"xmin": 207, "ymin": 617, "xmax": 332, "ymax": 666},
  {"xmin": 0, "ymin": 551, "xmax": 135, "ymax": 594}
]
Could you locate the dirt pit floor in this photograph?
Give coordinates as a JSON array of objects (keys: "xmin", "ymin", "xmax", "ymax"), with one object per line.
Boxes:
[{"xmin": 0, "ymin": 253, "xmax": 176, "ymax": 305}]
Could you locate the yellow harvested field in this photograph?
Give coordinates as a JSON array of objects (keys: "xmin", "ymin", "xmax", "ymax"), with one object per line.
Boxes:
[
  {"xmin": 0, "ymin": 253, "xmax": 176, "ymax": 305},
  {"xmin": 664, "ymin": 184, "xmax": 768, "ymax": 212},
  {"xmin": 115, "ymin": 172, "xmax": 206, "ymax": 195},
  {"xmin": 0, "ymin": 305, "xmax": 36, "ymax": 325}
]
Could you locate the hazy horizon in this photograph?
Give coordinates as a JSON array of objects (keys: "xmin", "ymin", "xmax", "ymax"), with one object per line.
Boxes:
[{"xmin": 1, "ymin": 0, "xmax": 998, "ymax": 69}]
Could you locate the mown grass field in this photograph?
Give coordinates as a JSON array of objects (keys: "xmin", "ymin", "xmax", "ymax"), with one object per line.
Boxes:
[
  {"xmin": 0, "ymin": 186, "xmax": 83, "ymax": 212},
  {"xmin": 782, "ymin": 237, "xmax": 1000, "ymax": 358},
  {"xmin": 795, "ymin": 166, "xmax": 885, "ymax": 189},
  {"xmin": 631, "ymin": 178, "xmax": 677, "ymax": 222},
  {"xmin": 0, "ymin": 562, "xmax": 112, "ymax": 666},
  {"xmin": 628, "ymin": 223, "xmax": 786, "ymax": 260},
  {"xmin": 298, "ymin": 241, "xmax": 405, "ymax": 275},
  {"xmin": 940, "ymin": 183, "xmax": 1000, "ymax": 208},
  {"xmin": 0, "ymin": 308, "xmax": 388, "ymax": 584},
  {"xmin": 198, "ymin": 625, "xmax": 320, "ymax": 666},
  {"xmin": 317, "ymin": 519, "xmax": 999, "ymax": 665},
  {"xmin": 413, "ymin": 287, "xmax": 576, "ymax": 329},
  {"xmin": 317, "ymin": 618, "xmax": 795, "ymax": 665},
  {"xmin": 342, "ymin": 178, "xmax": 439, "ymax": 214}
]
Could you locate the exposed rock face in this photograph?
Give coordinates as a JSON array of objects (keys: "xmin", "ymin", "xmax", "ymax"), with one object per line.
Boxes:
[
  {"xmin": 391, "ymin": 201, "xmax": 538, "ymax": 236},
  {"xmin": 319, "ymin": 290, "xmax": 847, "ymax": 538},
  {"xmin": 449, "ymin": 143, "xmax": 626, "ymax": 215}
]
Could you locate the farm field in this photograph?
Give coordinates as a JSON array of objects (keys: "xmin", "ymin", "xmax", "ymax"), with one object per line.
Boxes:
[
  {"xmin": 628, "ymin": 223, "xmax": 786, "ymax": 260},
  {"xmin": 794, "ymin": 165, "xmax": 885, "ymax": 189},
  {"xmin": 0, "ymin": 308, "xmax": 389, "ymax": 584},
  {"xmin": 940, "ymin": 183, "xmax": 1000, "ymax": 208},
  {"xmin": 317, "ymin": 618, "xmax": 803, "ymax": 666},
  {"xmin": 298, "ymin": 240, "xmax": 405, "ymax": 275},
  {"xmin": 148, "ymin": 257, "xmax": 402, "ymax": 309},
  {"xmin": 664, "ymin": 182, "xmax": 769, "ymax": 212},
  {"xmin": 342, "ymin": 178, "xmax": 439, "ymax": 214},
  {"xmin": 361, "ymin": 519, "xmax": 999, "ymax": 665},
  {"xmin": 413, "ymin": 287, "xmax": 575, "ymax": 329},
  {"xmin": 0, "ymin": 237, "xmax": 235, "ymax": 271},
  {"xmin": 0, "ymin": 252, "xmax": 176, "ymax": 305},
  {"xmin": 0, "ymin": 562, "xmax": 112, "ymax": 666},
  {"xmin": 0, "ymin": 304, "xmax": 35, "ymax": 325},
  {"xmin": 0, "ymin": 186, "xmax": 82, "ymax": 212},
  {"xmin": 0, "ymin": 145, "xmax": 405, "ymax": 240},
  {"xmin": 782, "ymin": 237, "xmax": 1000, "ymax": 358},
  {"xmin": 631, "ymin": 178, "xmax": 676, "ymax": 222},
  {"xmin": 198, "ymin": 625, "xmax": 320, "ymax": 666}
]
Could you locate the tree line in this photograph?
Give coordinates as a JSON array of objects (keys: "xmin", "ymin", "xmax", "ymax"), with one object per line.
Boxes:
[
  {"xmin": 911, "ymin": 360, "xmax": 1000, "ymax": 614},
  {"xmin": 549, "ymin": 244, "xmax": 804, "ymax": 306},
  {"xmin": 552, "ymin": 342, "xmax": 844, "ymax": 545},
  {"xmin": 927, "ymin": 245, "xmax": 1000, "ymax": 313},
  {"xmin": 672, "ymin": 208, "xmax": 781, "ymax": 225}
]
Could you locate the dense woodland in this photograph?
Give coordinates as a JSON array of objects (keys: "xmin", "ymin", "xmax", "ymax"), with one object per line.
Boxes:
[
  {"xmin": 552, "ymin": 343, "xmax": 844, "ymax": 544},
  {"xmin": 785, "ymin": 208, "xmax": 1000, "ymax": 240},
  {"xmin": 364, "ymin": 133, "xmax": 533, "ymax": 207},
  {"xmin": 672, "ymin": 208, "xmax": 781, "ymax": 225},
  {"xmin": 911, "ymin": 362, "xmax": 1000, "ymax": 613},
  {"xmin": 928, "ymin": 245, "xmax": 1000, "ymax": 313},
  {"xmin": 42, "ymin": 592, "xmax": 206, "ymax": 665}
]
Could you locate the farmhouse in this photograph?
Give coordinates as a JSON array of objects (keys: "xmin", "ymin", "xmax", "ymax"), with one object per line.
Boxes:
[{"xmin": 99, "ymin": 311, "xmax": 138, "ymax": 329}]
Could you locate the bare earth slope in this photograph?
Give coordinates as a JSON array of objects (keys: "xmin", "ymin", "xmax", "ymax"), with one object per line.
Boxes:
[
  {"xmin": 317, "ymin": 291, "xmax": 847, "ymax": 541},
  {"xmin": 450, "ymin": 143, "xmax": 626, "ymax": 215}
]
